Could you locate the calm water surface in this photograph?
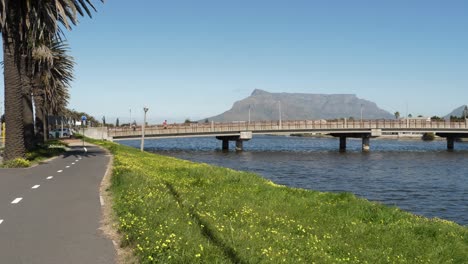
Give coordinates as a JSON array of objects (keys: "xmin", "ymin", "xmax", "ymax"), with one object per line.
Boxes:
[{"xmin": 122, "ymin": 136, "xmax": 468, "ymax": 226}]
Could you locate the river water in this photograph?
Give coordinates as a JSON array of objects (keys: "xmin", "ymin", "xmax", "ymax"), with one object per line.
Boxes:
[{"xmin": 121, "ymin": 136, "xmax": 468, "ymax": 226}]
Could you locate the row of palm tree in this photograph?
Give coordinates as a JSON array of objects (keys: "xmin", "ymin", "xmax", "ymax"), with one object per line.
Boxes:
[
  {"xmin": 1, "ymin": 0, "xmax": 102, "ymax": 161},
  {"xmin": 32, "ymin": 40, "xmax": 75, "ymax": 144},
  {"xmin": 63, "ymin": 108, "xmax": 100, "ymax": 127}
]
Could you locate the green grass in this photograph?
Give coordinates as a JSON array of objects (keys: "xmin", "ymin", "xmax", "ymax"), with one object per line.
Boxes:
[
  {"xmin": 1, "ymin": 140, "xmax": 68, "ymax": 168},
  {"xmin": 25, "ymin": 140, "xmax": 68, "ymax": 163},
  {"xmin": 92, "ymin": 139, "xmax": 468, "ymax": 263}
]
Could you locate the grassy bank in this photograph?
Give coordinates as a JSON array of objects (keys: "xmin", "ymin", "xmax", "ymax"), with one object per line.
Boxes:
[
  {"xmin": 1, "ymin": 140, "xmax": 68, "ymax": 168},
  {"xmin": 93, "ymin": 140, "xmax": 468, "ymax": 263}
]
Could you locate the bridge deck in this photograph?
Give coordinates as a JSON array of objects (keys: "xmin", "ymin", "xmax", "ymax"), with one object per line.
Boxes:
[{"xmin": 108, "ymin": 120, "xmax": 468, "ymax": 140}]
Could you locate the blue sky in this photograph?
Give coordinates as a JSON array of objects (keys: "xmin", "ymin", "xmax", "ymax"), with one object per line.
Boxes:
[{"xmin": 2, "ymin": 0, "xmax": 468, "ymax": 123}]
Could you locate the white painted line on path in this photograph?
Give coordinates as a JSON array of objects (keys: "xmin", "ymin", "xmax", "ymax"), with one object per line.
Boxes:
[
  {"xmin": 99, "ymin": 196, "xmax": 104, "ymax": 206},
  {"xmin": 11, "ymin": 198, "xmax": 23, "ymax": 204},
  {"xmin": 31, "ymin": 185, "xmax": 40, "ymax": 189},
  {"xmin": 47, "ymin": 176, "xmax": 53, "ymax": 180},
  {"xmin": 66, "ymin": 166, "xmax": 70, "ymax": 168},
  {"xmin": 84, "ymin": 147, "xmax": 88, "ymax": 152},
  {"xmin": 0, "ymin": 219, "xmax": 3, "ymax": 225},
  {"xmin": 57, "ymin": 170, "xmax": 63, "ymax": 173},
  {"xmin": 75, "ymin": 159, "xmax": 79, "ymax": 162},
  {"xmin": 72, "ymin": 162, "xmax": 75, "ymax": 165}
]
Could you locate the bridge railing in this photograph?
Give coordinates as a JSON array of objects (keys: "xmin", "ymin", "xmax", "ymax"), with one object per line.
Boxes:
[{"xmin": 108, "ymin": 119, "xmax": 468, "ymax": 138}]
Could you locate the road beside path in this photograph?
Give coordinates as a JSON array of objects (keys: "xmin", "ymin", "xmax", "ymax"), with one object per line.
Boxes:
[{"xmin": 0, "ymin": 142, "xmax": 116, "ymax": 263}]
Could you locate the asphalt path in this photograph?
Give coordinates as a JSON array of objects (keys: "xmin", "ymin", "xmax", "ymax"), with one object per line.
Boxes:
[{"xmin": 0, "ymin": 145, "xmax": 115, "ymax": 263}]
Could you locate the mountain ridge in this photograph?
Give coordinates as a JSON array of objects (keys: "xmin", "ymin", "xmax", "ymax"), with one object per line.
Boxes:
[
  {"xmin": 444, "ymin": 105, "xmax": 468, "ymax": 119},
  {"xmin": 205, "ymin": 90, "xmax": 394, "ymax": 122}
]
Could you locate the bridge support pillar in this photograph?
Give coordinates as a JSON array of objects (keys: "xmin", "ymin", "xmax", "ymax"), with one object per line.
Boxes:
[
  {"xmin": 339, "ymin": 136, "xmax": 347, "ymax": 152},
  {"xmin": 217, "ymin": 132, "xmax": 252, "ymax": 151},
  {"xmin": 235, "ymin": 139, "xmax": 243, "ymax": 151},
  {"xmin": 222, "ymin": 139, "xmax": 229, "ymax": 151},
  {"xmin": 362, "ymin": 136, "xmax": 370, "ymax": 152},
  {"xmin": 447, "ymin": 137, "xmax": 454, "ymax": 150}
]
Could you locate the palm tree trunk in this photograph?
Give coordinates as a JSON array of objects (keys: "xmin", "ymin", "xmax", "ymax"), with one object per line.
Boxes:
[
  {"xmin": 33, "ymin": 92, "xmax": 45, "ymax": 144},
  {"xmin": 43, "ymin": 96, "xmax": 50, "ymax": 142},
  {"xmin": 20, "ymin": 58, "xmax": 36, "ymax": 150},
  {"xmin": 22, "ymin": 87, "xmax": 35, "ymax": 150},
  {"xmin": 43, "ymin": 110, "xmax": 48, "ymax": 142},
  {"xmin": 3, "ymin": 36, "xmax": 26, "ymax": 160}
]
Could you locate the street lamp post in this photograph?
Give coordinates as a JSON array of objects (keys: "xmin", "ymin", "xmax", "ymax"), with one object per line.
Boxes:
[
  {"xmin": 129, "ymin": 108, "xmax": 132, "ymax": 126},
  {"xmin": 406, "ymin": 102, "xmax": 409, "ymax": 128},
  {"xmin": 140, "ymin": 107, "xmax": 149, "ymax": 151},
  {"xmin": 360, "ymin": 104, "xmax": 363, "ymax": 125},
  {"xmin": 248, "ymin": 105, "xmax": 251, "ymax": 125},
  {"xmin": 278, "ymin": 101, "xmax": 282, "ymax": 129}
]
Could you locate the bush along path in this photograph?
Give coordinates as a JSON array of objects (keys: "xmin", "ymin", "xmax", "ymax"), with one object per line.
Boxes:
[
  {"xmin": 0, "ymin": 140, "xmax": 68, "ymax": 168},
  {"xmin": 91, "ymin": 140, "xmax": 468, "ymax": 263}
]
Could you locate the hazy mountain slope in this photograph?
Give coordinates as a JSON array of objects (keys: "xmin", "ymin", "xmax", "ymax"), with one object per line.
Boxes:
[
  {"xmin": 444, "ymin": 105, "xmax": 468, "ymax": 119},
  {"xmin": 206, "ymin": 89, "xmax": 394, "ymax": 122}
]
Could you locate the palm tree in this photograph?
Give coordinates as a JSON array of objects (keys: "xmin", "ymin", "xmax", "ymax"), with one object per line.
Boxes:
[
  {"xmin": 21, "ymin": 58, "xmax": 36, "ymax": 150},
  {"xmin": 0, "ymin": 0, "xmax": 101, "ymax": 160},
  {"xmin": 32, "ymin": 39, "xmax": 74, "ymax": 143}
]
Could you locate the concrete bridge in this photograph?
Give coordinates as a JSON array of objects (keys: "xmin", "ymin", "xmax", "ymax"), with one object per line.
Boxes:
[{"xmin": 93, "ymin": 119, "xmax": 468, "ymax": 152}]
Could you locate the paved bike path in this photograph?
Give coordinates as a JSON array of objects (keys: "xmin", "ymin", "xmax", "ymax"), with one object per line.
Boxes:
[{"xmin": 0, "ymin": 145, "xmax": 115, "ymax": 263}]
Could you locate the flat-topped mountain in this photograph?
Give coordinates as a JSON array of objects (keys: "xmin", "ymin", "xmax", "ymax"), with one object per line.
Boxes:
[
  {"xmin": 444, "ymin": 105, "xmax": 468, "ymax": 119},
  {"xmin": 205, "ymin": 89, "xmax": 394, "ymax": 122}
]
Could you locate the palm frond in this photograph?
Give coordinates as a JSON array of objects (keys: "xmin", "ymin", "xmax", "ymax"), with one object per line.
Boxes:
[
  {"xmin": 0, "ymin": 0, "xmax": 103, "ymax": 53},
  {"xmin": 33, "ymin": 38, "xmax": 74, "ymax": 115}
]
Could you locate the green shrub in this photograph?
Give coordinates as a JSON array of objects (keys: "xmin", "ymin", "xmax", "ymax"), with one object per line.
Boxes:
[
  {"xmin": 3, "ymin": 158, "xmax": 31, "ymax": 168},
  {"xmin": 422, "ymin": 132, "xmax": 435, "ymax": 141},
  {"xmin": 25, "ymin": 142, "xmax": 67, "ymax": 162}
]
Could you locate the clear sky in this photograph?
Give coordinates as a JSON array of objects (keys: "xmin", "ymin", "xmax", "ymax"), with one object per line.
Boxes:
[{"xmin": 1, "ymin": 0, "xmax": 468, "ymax": 123}]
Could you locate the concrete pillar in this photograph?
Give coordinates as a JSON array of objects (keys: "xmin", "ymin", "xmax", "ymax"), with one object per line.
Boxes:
[
  {"xmin": 362, "ymin": 136, "xmax": 370, "ymax": 152},
  {"xmin": 222, "ymin": 139, "xmax": 229, "ymax": 151},
  {"xmin": 339, "ymin": 136, "xmax": 347, "ymax": 152},
  {"xmin": 217, "ymin": 134, "xmax": 250, "ymax": 152},
  {"xmin": 235, "ymin": 139, "xmax": 243, "ymax": 151},
  {"xmin": 447, "ymin": 137, "xmax": 454, "ymax": 150}
]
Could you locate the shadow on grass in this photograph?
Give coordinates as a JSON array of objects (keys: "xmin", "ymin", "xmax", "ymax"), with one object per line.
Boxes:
[{"xmin": 165, "ymin": 181, "xmax": 246, "ymax": 264}]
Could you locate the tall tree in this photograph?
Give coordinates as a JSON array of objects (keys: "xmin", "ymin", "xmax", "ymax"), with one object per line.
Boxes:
[
  {"xmin": 32, "ymin": 39, "xmax": 74, "ymax": 143},
  {"xmin": 394, "ymin": 111, "xmax": 400, "ymax": 120},
  {"xmin": 0, "ymin": 0, "xmax": 101, "ymax": 160},
  {"xmin": 21, "ymin": 57, "xmax": 35, "ymax": 150}
]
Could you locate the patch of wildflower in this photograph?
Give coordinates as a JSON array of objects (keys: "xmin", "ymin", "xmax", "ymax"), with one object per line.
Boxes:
[{"xmin": 91, "ymin": 139, "xmax": 468, "ymax": 264}]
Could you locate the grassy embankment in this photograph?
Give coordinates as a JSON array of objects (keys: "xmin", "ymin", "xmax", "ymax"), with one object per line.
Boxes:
[
  {"xmin": 1, "ymin": 140, "xmax": 68, "ymax": 168},
  {"xmin": 93, "ymin": 140, "xmax": 468, "ymax": 263}
]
